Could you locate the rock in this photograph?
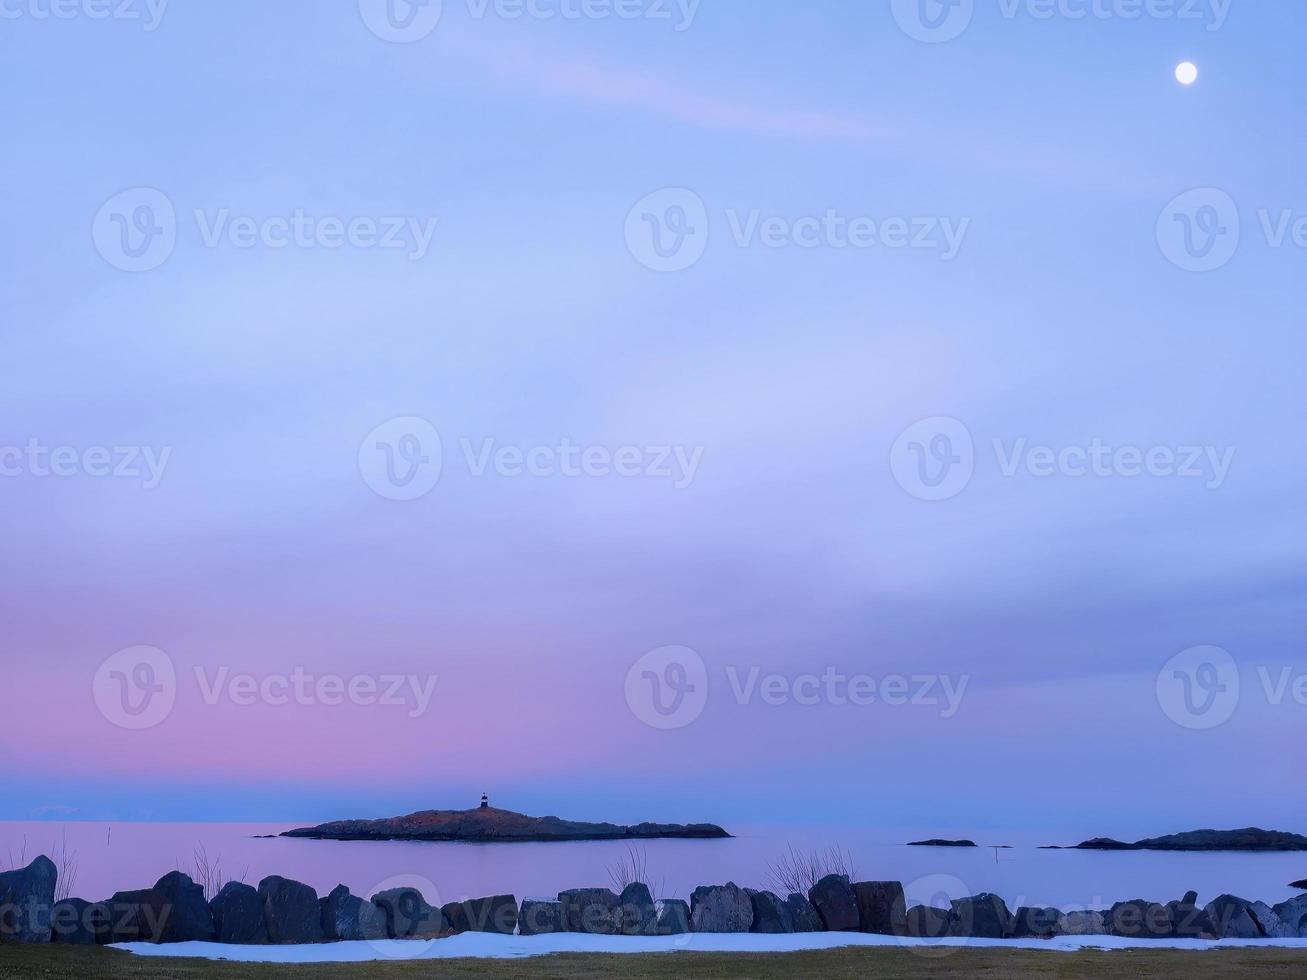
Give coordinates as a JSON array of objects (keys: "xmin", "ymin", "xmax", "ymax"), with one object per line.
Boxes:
[
  {"xmin": 852, "ymin": 881, "xmax": 906, "ymax": 935},
  {"xmin": 655, "ymin": 899, "xmax": 690, "ymax": 935},
  {"xmin": 689, "ymin": 882, "xmax": 753, "ymax": 933},
  {"xmin": 620, "ymin": 883, "xmax": 657, "ymax": 936},
  {"xmin": 744, "ymin": 889, "xmax": 793, "ymax": 934},
  {"xmin": 371, "ymin": 888, "xmax": 446, "ymax": 939},
  {"xmin": 50, "ymin": 899, "xmax": 106, "ymax": 945},
  {"xmin": 320, "ymin": 885, "xmax": 386, "ymax": 941},
  {"xmin": 101, "ymin": 889, "xmax": 170, "ymax": 944},
  {"xmin": 1205, "ymin": 894, "xmax": 1268, "ymax": 939},
  {"xmin": 907, "ymin": 839, "xmax": 977, "ymax": 847},
  {"xmin": 0, "ymin": 855, "xmax": 56, "ymax": 943},
  {"xmin": 1011, "ymin": 906, "xmax": 1060, "ymax": 939},
  {"xmin": 558, "ymin": 888, "xmax": 622, "ymax": 935},
  {"xmin": 153, "ymin": 871, "xmax": 215, "ymax": 943},
  {"xmin": 808, "ymin": 874, "xmax": 859, "ymax": 931},
  {"xmin": 460, "ymin": 895, "xmax": 517, "ymax": 935},
  {"xmin": 1053, "ymin": 910, "xmax": 1107, "ymax": 936},
  {"xmin": 1168, "ymin": 892, "xmax": 1214, "ymax": 939},
  {"xmin": 210, "ymin": 882, "xmax": 268, "ymax": 944},
  {"xmin": 441, "ymin": 902, "xmax": 469, "ymax": 934},
  {"xmin": 785, "ymin": 893, "xmax": 823, "ymax": 933},
  {"xmin": 950, "ymin": 893, "xmax": 1012, "ymax": 939},
  {"xmin": 1107, "ymin": 899, "xmax": 1174, "ymax": 939},
  {"xmin": 905, "ymin": 905, "xmax": 952, "ymax": 939},
  {"xmin": 1291, "ymin": 879, "xmax": 1307, "ymax": 890},
  {"xmin": 1272, "ymin": 896, "xmax": 1307, "ymax": 938},
  {"xmin": 1250, "ymin": 901, "xmax": 1281, "ymax": 938},
  {"xmin": 518, "ymin": 900, "xmax": 564, "ymax": 936},
  {"xmin": 258, "ymin": 876, "xmax": 323, "ymax": 944}
]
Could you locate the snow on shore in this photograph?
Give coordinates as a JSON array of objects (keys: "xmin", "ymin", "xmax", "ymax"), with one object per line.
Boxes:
[{"xmin": 116, "ymin": 932, "xmax": 1307, "ymax": 963}]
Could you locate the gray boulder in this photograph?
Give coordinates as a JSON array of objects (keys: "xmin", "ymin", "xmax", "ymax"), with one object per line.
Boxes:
[
  {"xmin": 372, "ymin": 888, "xmax": 446, "ymax": 939},
  {"xmin": 906, "ymin": 905, "xmax": 952, "ymax": 938},
  {"xmin": 1272, "ymin": 896, "xmax": 1307, "ymax": 938},
  {"xmin": 0, "ymin": 855, "xmax": 56, "ymax": 943},
  {"xmin": 808, "ymin": 874, "xmax": 859, "ymax": 931},
  {"xmin": 745, "ymin": 889, "xmax": 793, "ymax": 933},
  {"xmin": 1053, "ymin": 910, "xmax": 1107, "ymax": 936},
  {"xmin": 259, "ymin": 876, "xmax": 323, "ymax": 944},
  {"xmin": 1250, "ymin": 901, "xmax": 1281, "ymax": 938},
  {"xmin": 210, "ymin": 881, "xmax": 267, "ymax": 944},
  {"xmin": 785, "ymin": 893, "xmax": 822, "ymax": 932},
  {"xmin": 690, "ymin": 882, "xmax": 753, "ymax": 933},
  {"xmin": 461, "ymin": 895, "xmax": 517, "ymax": 935},
  {"xmin": 558, "ymin": 888, "xmax": 622, "ymax": 934},
  {"xmin": 441, "ymin": 901, "xmax": 469, "ymax": 934},
  {"xmin": 321, "ymin": 885, "xmax": 386, "ymax": 941},
  {"xmin": 1011, "ymin": 906, "xmax": 1060, "ymax": 939},
  {"xmin": 1205, "ymin": 894, "xmax": 1267, "ymax": 939},
  {"xmin": 852, "ymin": 881, "xmax": 905, "ymax": 935},
  {"xmin": 1107, "ymin": 899, "xmax": 1174, "ymax": 939},
  {"xmin": 950, "ymin": 893, "xmax": 1013, "ymax": 939},
  {"xmin": 518, "ymin": 900, "xmax": 564, "ymax": 936},
  {"xmin": 101, "ymin": 889, "xmax": 169, "ymax": 944},
  {"xmin": 620, "ymin": 883, "xmax": 657, "ymax": 936},
  {"xmin": 50, "ymin": 899, "xmax": 106, "ymax": 945},
  {"xmin": 1168, "ymin": 892, "xmax": 1214, "ymax": 939},
  {"xmin": 154, "ymin": 871, "xmax": 215, "ymax": 943},
  {"xmin": 655, "ymin": 899, "xmax": 690, "ymax": 935}
]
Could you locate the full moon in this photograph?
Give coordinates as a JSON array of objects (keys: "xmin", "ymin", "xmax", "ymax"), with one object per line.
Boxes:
[{"xmin": 1175, "ymin": 62, "xmax": 1199, "ymax": 86}]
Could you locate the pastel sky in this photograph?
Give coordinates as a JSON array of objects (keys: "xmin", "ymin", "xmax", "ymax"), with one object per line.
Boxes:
[{"xmin": 2, "ymin": 1, "xmax": 1304, "ymax": 837}]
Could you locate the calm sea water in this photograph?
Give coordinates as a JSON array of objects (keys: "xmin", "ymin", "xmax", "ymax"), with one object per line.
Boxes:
[{"xmin": 3, "ymin": 822, "xmax": 1303, "ymax": 912}]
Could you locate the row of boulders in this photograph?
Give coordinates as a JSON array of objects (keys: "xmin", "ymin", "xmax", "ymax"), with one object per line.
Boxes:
[{"xmin": 3, "ymin": 855, "xmax": 1305, "ymax": 945}]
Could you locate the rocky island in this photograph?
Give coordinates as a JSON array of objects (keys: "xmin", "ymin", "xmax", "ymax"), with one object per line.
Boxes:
[
  {"xmin": 1043, "ymin": 828, "xmax": 1307, "ymax": 852},
  {"xmin": 282, "ymin": 800, "xmax": 730, "ymax": 843},
  {"xmin": 907, "ymin": 839, "xmax": 978, "ymax": 847}
]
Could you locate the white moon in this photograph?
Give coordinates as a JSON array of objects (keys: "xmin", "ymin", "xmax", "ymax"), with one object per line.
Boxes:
[{"xmin": 1175, "ymin": 62, "xmax": 1199, "ymax": 86}]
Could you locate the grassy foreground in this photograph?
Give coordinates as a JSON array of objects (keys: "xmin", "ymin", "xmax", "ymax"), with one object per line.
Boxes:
[{"xmin": 1, "ymin": 945, "xmax": 1306, "ymax": 979}]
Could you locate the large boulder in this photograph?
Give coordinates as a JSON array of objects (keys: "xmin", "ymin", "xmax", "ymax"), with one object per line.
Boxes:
[
  {"xmin": 372, "ymin": 888, "xmax": 446, "ymax": 939},
  {"xmin": 0, "ymin": 855, "xmax": 56, "ymax": 943},
  {"xmin": 905, "ymin": 905, "xmax": 952, "ymax": 938},
  {"xmin": 320, "ymin": 885, "xmax": 386, "ymax": 941},
  {"xmin": 950, "ymin": 893, "xmax": 1013, "ymax": 939},
  {"xmin": 852, "ymin": 881, "xmax": 905, "ymax": 935},
  {"xmin": 808, "ymin": 874, "xmax": 859, "ymax": 931},
  {"xmin": 210, "ymin": 881, "xmax": 267, "ymax": 944},
  {"xmin": 1250, "ymin": 902, "xmax": 1282, "ymax": 938},
  {"xmin": 745, "ymin": 889, "xmax": 793, "ymax": 933},
  {"xmin": 690, "ymin": 882, "xmax": 753, "ymax": 933},
  {"xmin": 518, "ymin": 900, "xmax": 564, "ymax": 936},
  {"xmin": 154, "ymin": 871, "xmax": 215, "ymax": 943},
  {"xmin": 1107, "ymin": 899, "xmax": 1174, "ymax": 939},
  {"xmin": 1205, "ymin": 895, "xmax": 1268, "ymax": 939},
  {"xmin": 558, "ymin": 888, "xmax": 622, "ymax": 934},
  {"xmin": 620, "ymin": 883, "xmax": 657, "ymax": 936},
  {"xmin": 101, "ymin": 889, "xmax": 169, "ymax": 944},
  {"xmin": 1272, "ymin": 896, "xmax": 1307, "ymax": 938},
  {"xmin": 259, "ymin": 876, "xmax": 323, "ymax": 944},
  {"xmin": 785, "ymin": 893, "xmax": 822, "ymax": 932},
  {"xmin": 460, "ymin": 895, "xmax": 517, "ymax": 935},
  {"xmin": 1053, "ymin": 910, "xmax": 1107, "ymax": 936},
  {"xmin": 50, "ymin": 899, "xmax": 106, "ymax": 944},
  {"xmin": 655, "ymin": 899, "xmax": 690, "ymax": 935},
  {"xmin": 441, "ymin": 901, "xmax": 469, "ymax": 934},
  {"xmin": 1168, "ymin": 892, "xmax": 1214, "ymax": 940},
  {"xmin": 1011, "ymin": 906, "xmax": 1060, "ymax": 939}
]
